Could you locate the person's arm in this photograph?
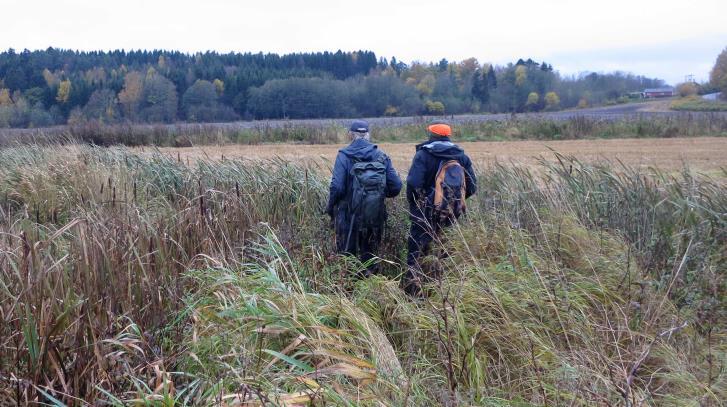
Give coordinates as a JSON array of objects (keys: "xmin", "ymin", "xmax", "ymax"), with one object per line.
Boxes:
[
  {"xmin": 384, "ymin": 156, "xmax": 402, "ymax": 198},
  {"xmin": 463, "ymin": 155, "xmax": 477, "ymax": 198},
  {"xmin": 406, "ymin": 151, "xmax": 428, "ymax": 205},
  {"xmin": 325, "ymin": 153, "xmax": 347, "ymax": 217}
]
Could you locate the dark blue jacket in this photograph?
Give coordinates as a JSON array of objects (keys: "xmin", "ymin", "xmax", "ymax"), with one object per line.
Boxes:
[
  {"xmin": 326, "ymin": 138, "xmax": 402, "ymax": 217},
  {"xmin": 406, "ymin": 137, "xmax": 477, "ymax": 211}
]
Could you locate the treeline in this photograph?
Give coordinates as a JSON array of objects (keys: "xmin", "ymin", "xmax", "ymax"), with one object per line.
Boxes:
[{"xmin": 0, "ymin": 48, "xmax": 665, "ymax": 127}]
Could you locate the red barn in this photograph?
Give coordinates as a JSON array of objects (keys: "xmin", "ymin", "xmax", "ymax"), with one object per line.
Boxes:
[{"xmin": 643, "ymin": 87, "xmax": 675, "ymax": 98}]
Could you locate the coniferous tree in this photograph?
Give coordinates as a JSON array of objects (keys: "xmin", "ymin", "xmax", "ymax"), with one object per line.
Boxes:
[
  {"xmin": 487, "ymin": 65, "xmax": 497, "ymax": 89},
  {"xmin": 471, "ymin": 68, "xmax": 490, "ymax": 106}
]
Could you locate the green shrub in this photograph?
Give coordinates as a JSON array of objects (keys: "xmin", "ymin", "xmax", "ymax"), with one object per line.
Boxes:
[{"xmin": 671, "ymin": 96, "xmax": 727, "ymax": 112}]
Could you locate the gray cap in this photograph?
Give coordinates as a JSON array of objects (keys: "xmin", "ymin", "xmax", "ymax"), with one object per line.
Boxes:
[{"xmin": 349, "ymin": 120, "xmax": 369, "ymax": 133}]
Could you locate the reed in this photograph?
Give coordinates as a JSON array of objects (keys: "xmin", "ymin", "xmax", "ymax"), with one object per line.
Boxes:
[{"xmin": 0, "ymin": 144, "xmax": 723, "ymax": 405}]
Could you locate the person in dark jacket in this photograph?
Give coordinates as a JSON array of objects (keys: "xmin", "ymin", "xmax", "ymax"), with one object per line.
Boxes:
[
  {"xmin": 326, "ymin": 120, "xmax": 402, "ymax": 275},
  {"xmin": 404, "ymin": 120, "xmax": 477, "ymax": 294}
]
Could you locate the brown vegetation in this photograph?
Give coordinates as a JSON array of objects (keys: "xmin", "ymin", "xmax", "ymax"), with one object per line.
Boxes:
[{"xmin": 1, "ymin": 143, "xmax": 725, "ymax": 405}]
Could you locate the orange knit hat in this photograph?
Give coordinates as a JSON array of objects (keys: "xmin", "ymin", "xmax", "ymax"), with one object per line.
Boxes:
[{"xmin": 427, "ymin": 121, "xmax": 452, "ymax": 137}]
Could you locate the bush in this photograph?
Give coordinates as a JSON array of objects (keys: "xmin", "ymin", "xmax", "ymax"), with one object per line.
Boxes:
[
  {"xmin": 676, "ymin": 82, "xmax": 699, "ymax": 97},
  {"xmin": 424, "ymin": 100, "xmax": 445, "ymax": 114}
]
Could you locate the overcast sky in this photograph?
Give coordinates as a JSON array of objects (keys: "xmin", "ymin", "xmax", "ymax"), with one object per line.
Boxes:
[{"xmin": 3, "ymin": 0, "xmax": 726, "ymax": 85}]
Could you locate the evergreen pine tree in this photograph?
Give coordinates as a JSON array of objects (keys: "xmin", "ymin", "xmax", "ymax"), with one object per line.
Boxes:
[{"xmin": 471, "ymin": 68, "xmax": 490, "ymax": 105}]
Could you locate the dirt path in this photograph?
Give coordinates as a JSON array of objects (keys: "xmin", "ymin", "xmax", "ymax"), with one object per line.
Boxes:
[{"xmin": 150, "ymin": 136, "xmax": 727, "ymax": 175}]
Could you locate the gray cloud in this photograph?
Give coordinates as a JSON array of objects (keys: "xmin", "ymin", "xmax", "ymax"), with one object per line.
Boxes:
[{"xmin": 1, "ymin": 0, "xmax": 726, "ymax": 84}]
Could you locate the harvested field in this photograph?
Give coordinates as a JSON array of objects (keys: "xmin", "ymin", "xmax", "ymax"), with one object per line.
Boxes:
[{"xmin": 152, "ymin": 136, "xmax": 727, "ymax": 174}]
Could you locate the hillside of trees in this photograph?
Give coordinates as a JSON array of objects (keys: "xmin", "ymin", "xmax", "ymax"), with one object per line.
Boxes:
[{"xmin": 0, "ymin": 48, "xmax": 666, "ymax": 127}]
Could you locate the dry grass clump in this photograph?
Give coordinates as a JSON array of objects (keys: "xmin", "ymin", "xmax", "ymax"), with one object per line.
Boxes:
[
  {"xmin": 175, "ymin": 210, "xmax": 723, "ymax": 405},
  {"xmin": 0, "ymin": 145, "xmax": 329, "ymax": 404},
  {"xmin": 0, "ymin": 143, "xmax": 724, "ymax": 405}
]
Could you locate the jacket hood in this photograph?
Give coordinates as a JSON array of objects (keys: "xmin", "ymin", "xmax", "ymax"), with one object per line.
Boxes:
[
  {"xmin": 417, "ymin": 138, "xmax": 464, "ymax": 159},
  {"xmin": 340, "ymin": 138, "xmax": 380, "ymax": 161}
]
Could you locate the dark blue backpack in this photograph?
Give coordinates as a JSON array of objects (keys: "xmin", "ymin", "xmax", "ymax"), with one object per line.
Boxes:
[{"xmin": 349, "ymin": 157, "xmax": 388, "ymax": 231}]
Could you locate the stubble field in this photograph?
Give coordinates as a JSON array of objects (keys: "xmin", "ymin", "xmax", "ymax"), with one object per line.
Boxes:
[{"xmin": 152, "ymin": 136, "xmax": 727, "ymax": 175}]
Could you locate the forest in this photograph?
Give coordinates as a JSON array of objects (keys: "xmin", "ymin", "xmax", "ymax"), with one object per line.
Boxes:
[{"xmin": 0, "ymin": 48, "xmax": 666, "ymax": 127}]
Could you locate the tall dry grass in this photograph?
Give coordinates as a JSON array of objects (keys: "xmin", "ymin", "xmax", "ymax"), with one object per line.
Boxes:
[{"xmin": 0, "ymin": 144, "xmax": 724, "ymax": 405}]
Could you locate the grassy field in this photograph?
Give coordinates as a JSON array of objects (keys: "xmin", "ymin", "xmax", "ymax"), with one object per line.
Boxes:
[
  {"xmin": 1, "ymin": 141, "xmax": 724, "ymax": 405},
  {"xmin": 671, "ymin": 96, "xmax": 727, "ymax": 112}
]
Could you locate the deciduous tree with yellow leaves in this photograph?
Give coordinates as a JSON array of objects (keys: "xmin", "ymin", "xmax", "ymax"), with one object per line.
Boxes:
[
  {"xmin": 56, "ymin": 80, "xmax": 71, "ymax": 104},
  {"xmin": 0, "ymin": 88, "xmax": 12, "ymax": 106},
  {"xmin": 515, "ymin": 66, "xmax": 527, "ymax": 87},
  {"xmin": 118, "ymin": 71, "xmax": 144, "ymax": 120},
  {"xmin": 710, "ymin": 47, "xmax": 727, "ymax": 100},
  {"xmin": 526, "ymin": 92, "xmax": 539, "ymax": 111},
  {"xmin": 544, "ymin": 91, "xmax": 560, "ymax": 110}
]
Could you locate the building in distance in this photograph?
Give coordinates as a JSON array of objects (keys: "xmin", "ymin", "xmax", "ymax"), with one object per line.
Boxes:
[{"xmin": 643, "ymin": 87, "xmax": 675, "ymax": 98}]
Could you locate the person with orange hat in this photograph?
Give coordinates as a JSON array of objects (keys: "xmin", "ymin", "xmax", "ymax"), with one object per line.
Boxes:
[{"xmin": 403, "ymin": 120, "xmax": 477, "ymax": 295}]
